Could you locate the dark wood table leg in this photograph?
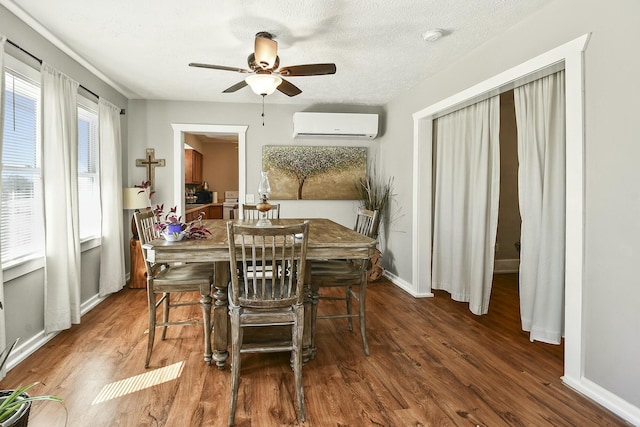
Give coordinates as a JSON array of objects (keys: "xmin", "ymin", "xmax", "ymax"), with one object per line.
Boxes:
[
  {"xmin": 212, "ymin": 260, "xmax": 229, "ymax": 369},
  {"xmin": 199, "ymin": 287, "xmax": 213, "ymax": 365}
]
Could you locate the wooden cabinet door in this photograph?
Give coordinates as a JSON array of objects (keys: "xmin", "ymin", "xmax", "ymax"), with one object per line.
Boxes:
[
  {"xmin": 193, "ymin": 151, "xmax": 203, "ymax": 184},
  {"xmin": 185, "ymin": 149, "xmax": 194, "ymax": 184},
  {"xmin": 209, "ymin": 205, "xmax": 222, "ymax": 219},
  {"xmin": 184, "ymin": 149, "xmax": 203, "ymax": 184}
]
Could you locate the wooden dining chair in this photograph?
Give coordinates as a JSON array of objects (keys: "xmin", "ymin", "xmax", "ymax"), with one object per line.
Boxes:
[
  {"xmin": 310, "ymin": 208, "xmax": 378, "ymax": 356},
  {"xmin": 226, "ymin": 221, "xmax": 309, "ymax": 425},
  {"xmin": 134, "ymin": 209, "xmax": 214, "ymax": 368},
  {"xmin": 241, "ymin": 203, "xmax": 280, "ymax": 220}
]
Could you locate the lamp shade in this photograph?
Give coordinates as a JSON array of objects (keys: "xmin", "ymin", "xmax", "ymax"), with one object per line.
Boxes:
[
  {"xmin": 123, "ymin": 187, "xmax": 149, "ymax": 210},
  {"xmin": 245, "ymin": 74, "xmax": 282, "ymax": 96}
]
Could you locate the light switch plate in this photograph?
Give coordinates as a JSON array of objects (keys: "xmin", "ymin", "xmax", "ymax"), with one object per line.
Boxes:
[{"xmin": 246, "ymin": 193, "xmax": 255, "ymax": 203}]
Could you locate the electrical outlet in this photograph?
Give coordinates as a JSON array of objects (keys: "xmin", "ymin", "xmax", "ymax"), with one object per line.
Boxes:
[{"xmin": 246, "ymin": 193, "xmax": 255, "ymax": 203}]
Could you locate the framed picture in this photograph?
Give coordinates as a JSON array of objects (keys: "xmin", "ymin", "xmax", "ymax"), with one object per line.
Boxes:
[{"xmin": 262, "ymin": 145, "xmax": 367, "ymax": 200}]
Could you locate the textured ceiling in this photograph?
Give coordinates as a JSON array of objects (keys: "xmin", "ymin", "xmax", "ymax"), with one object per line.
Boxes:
[{"xmin": 2, "ymin": 0, "xmax": 552, "ymax": 106}]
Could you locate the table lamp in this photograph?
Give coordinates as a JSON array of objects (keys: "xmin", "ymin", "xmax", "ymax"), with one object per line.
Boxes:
[{"xmin": 123, "ymin": 187, "xmax": 150, "ymax": 238}]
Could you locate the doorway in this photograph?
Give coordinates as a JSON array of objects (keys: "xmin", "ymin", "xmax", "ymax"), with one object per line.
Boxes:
[
  {"xmin": 184, "ymin": 132, "xmax": 239, "ymax": 206},
  {"xmin": 411, "ymin": 34, "xmax": 589, "ymax": 386},
  {"xmin": 171, "ymin": 123, "xmax": 248, "ymax": 218}
]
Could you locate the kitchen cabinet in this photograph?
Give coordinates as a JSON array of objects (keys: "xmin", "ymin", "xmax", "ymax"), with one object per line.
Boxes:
[
  {"xmin": 185, "ymin": 209, "xmax": 206, "ymax": 223},
  {"xmin": 209, "ymin": 205, "xmax": 222, "ymax": 219},
  {"xmin": 185, "ymin": 204, "xmax": 222, "ymax": 223},
  {"xmin": 185, "ymin": 211, "xmax": 196, "ymax": 223},
  {"xmin": 184, "ymin": 203, "xmax": 222, "ymax": 222},
  {"xmin": 185, "ymin": 149, "xmax": 203, "ymax": 184}
]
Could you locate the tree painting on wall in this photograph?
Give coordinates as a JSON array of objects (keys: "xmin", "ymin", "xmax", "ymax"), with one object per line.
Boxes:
[{"xmin": 262, "ymin": 145, "xmax": 367, "ymax": 200}]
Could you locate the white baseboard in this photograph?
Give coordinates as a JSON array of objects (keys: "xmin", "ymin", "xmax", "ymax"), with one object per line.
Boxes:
[
  {"xmin": 383, "ymin": 271, "xmax": 434, "ymax": 298},
  {"xmin": 494, "ymin": 258, "xmax": 520, "ymax": 274},
  {"xmin": 384, "ymin": 268, "xmax": 639, "ymax": 426},
  {"xmin": 562, "ymin": 375, "xmax": 640, "ymax": 426},
  {"xmin": 6, "ymin": 293, "xmax": 110, "ymax": 372}
]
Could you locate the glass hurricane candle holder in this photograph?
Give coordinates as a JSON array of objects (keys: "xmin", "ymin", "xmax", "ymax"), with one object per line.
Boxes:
[{"xmin": 256, "ymin": 171, "xmax": 272, "ymax": 226}]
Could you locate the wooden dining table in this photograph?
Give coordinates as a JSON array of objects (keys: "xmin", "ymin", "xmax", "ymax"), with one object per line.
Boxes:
[{"xmin": 142, "ymin": 218, "xmax": 377, "ymax": 369}]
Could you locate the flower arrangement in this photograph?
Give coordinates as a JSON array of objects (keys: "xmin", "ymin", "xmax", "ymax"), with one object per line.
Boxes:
[{"xmin": 135, "ymin": 181, "xmax": 211, "ymax": 240}]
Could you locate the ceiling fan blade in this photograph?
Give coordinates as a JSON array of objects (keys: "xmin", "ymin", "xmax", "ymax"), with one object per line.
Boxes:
[
  {"xmin": 223, "ymin": 80, "xmax": 248, "ymax": 93},
  {"xmin": 189, "ymin": 63, "xmax": 251, "ymax": 74},
  {"xmin": 277, "ymin": 79, "xmax": 302, "ymax": 97},
  {"xmin": 254, "ymin": 33, "xmax": 277, "ymax": 69},
  {"xmin": 279, "ymin": 63, "xmax": 337, "ymax": 77}
]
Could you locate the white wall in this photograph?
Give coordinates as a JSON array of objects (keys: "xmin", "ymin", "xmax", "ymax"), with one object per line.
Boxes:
[
  {"xmin": 127, "ymin": 100, "xmax": 383, "ymax": 228},
  {"xmin": 4, "ymin": 0, "xmax": 639, "ymax": 421},
  {"xmin": 380, "ymin": 0, "xmax": 640, "ymax": 418}
]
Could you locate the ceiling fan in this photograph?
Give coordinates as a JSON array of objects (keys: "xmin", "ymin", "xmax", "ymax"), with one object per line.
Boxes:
[{"xmin": 189, "ymin": 31, "xmax": 336, "ymax": 97}]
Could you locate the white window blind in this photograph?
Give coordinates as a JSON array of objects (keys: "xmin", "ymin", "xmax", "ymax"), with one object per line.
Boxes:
[
  {"xmin": 1, "ymin": 68, "xmax": 44, "ymax": 266},
  {"xmin": 77, "ymin": 101, "xmax": 100, "ymax": 240}
]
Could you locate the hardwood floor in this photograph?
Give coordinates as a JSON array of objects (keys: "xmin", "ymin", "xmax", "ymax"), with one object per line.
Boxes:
[{"xmin": 1, "ymin": 274, "xmax": 629, "ymax": 426}]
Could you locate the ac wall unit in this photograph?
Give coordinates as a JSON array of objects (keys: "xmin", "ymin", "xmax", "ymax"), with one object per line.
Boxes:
[{"xmin": 292, "ymin": 112, "xmax": 378, "ymax": 139}]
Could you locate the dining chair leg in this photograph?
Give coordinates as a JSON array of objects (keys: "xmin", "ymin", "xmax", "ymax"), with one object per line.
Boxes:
[
  {"xmin": 293, "ymin": 304, "xmax": 306, "ymax": 422},
  {"xmin": 228, "ymin": 307, "xmax": 242, "ymax": 426},
  {"xmin": 145, "ymin": 288, "xmax": 156, "ymax": 368},
  {"xmin": 161, "ymin": 292, "xmax": 170, "ymax": 340},
  {"xmin": 358, "ymin": 280, "xmax": 370, "ymax": 356},
  {"xmin": 345, "ymin": 286, "xmax": 354, "ymax": 331}
]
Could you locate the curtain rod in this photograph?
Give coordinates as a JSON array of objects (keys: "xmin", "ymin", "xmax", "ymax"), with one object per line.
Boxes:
[{"xmin": 6, "ymin": 39, "xmax": 126, "ymax": 115}]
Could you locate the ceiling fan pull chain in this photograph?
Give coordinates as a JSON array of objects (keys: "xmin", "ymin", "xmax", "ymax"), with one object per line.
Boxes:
[{"xmin": 261, "ymin": 94, "xmax": 265, "ymax": 126}]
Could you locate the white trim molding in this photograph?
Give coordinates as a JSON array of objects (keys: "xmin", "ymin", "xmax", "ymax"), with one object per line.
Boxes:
[
  {"xmin": 384, "ymin": 271, "xmax": 433, "ymax": 298},
  {"xmin": 494, "ymin": 259, "xmax": 520, "ymax": 274},
  {"xmin": 0, "ymin": 0, "xmax": 136, "ymax": 99},
  {"xmin": 171, "ymin": 123, "xmax": 248, "ymax": 219},
  {"xmin": 563, "ymin": 376, "xmax": 640, "ymax": 426},
  {"xmin": 412, "ymin": 33, "xmax": 597, "ymax": 418},
  {"xmin": 6, "ymin": 293, "xmax": 108, "ymax": 371}
]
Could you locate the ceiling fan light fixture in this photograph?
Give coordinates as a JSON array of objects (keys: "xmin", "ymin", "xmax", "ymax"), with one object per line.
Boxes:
[{"xmin": 245, "ymin": 74, "xmax": 283, "ymax": 96}]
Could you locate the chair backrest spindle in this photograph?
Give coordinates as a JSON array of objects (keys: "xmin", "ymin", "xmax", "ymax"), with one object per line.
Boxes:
[
  {"xmin": 354, "ymin": 208, "xmax": 378, "ymax": 238},
  {"xmin": 228, "ymin": 221, "xmax": 309, "ymax": 308},
  {"xmin": 242, "ymin": 203, "xmax": 281, "ymax": 220}
]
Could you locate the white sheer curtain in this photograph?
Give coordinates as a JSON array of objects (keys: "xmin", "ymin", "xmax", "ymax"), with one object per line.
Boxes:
[
  {"xmin": 432, "ymin": 96, "xmax": 500, "ymax": 315},
  {"xmin": 42, "ymin": 63, "xmax": 81, "ymax": 334},
  {"xmin": 98, "ymin": 98, "xmax": 125, "ymax": 296},
  {"xmin": 0, "ymin": 35, "xmax": 7, "ymax": 379},
  {"xmin": 514, "ymin": 70, "xmax": 566, "ymax": 344}
]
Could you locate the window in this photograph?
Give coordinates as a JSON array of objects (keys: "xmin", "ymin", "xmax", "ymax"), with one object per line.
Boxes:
[
  {"xmin": 77, "ymin": 98, "xmax": 100, "ymax": 240},
  {"xmin": 1, "ymin": 63, "xmax": 44, "ymax": 267}
]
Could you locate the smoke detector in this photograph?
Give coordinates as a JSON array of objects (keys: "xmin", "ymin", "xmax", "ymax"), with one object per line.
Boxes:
[{"xmin": 422, "ymin": 29, "xmax": 444, "ymax": 42}]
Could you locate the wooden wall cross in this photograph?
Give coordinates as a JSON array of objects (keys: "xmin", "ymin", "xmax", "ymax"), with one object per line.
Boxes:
[{"xmin": 135, "ymin": 148, "xmax": 165, "ymax": 189}]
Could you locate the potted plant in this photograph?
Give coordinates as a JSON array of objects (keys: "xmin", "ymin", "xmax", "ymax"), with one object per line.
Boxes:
[
  {"xmin": 135, "ymin": 181, "xmax": 211, "ymax": 241},
  {"xmin": 0, "ymin": 339, "xmax": 63, "ymax": 426},
  {"xmin": 153, "ymin": 204, "xmax": 209, "ymax": 241}
]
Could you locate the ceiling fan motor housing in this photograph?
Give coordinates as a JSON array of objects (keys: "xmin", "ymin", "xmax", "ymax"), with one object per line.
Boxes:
[
  {"xmin": 254, "ymin": 32, "xmax": 278, "ymax": 69},
  {"xmin": 188, "ymin": 30, "xmax": 336, "ymax": 97}
]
